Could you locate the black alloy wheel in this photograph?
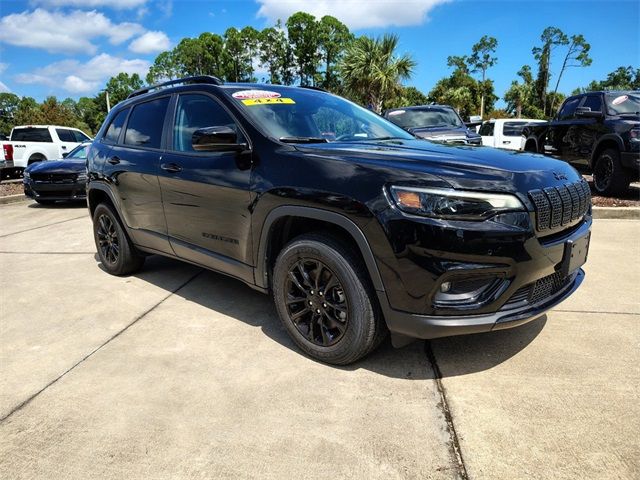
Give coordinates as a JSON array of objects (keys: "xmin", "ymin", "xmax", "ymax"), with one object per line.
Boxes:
[
  {"xmin": 285, "ymin": 258, "xmax": 349, "ymax": 347},
  {"xmin": 96, "ymin": 213, "xmax": 119, "ymax": 265}
]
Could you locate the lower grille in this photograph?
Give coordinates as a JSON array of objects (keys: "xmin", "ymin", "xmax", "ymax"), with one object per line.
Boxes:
[
  {"xmin": 529, "ymin": 180, "xmax": 591, "ymax": 232},
  {"xmin": 504, "ymin": 271, "xmax": 575, "ymax": 309}
]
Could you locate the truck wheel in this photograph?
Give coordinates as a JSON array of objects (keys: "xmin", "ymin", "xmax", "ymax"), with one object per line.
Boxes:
[
  {"xmin": 593, "ymin": 148, "xmax": 631, "ymax": 196},
  {"xmin": 92, "ymin": 203, "xmax": 145, "ymax": 276},
  {"xmin": 272, "ymin": 232, "xmax": 386, "ymax": 365}
]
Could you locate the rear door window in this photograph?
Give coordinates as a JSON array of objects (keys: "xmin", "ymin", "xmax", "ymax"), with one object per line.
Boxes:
[
  {"xmin": 11, "ymin": 128, "xmax": 52, "ymax": 142},
  {"xmin": 103, "ymin": 109, "xmax": 129, "ymax": 144},
  {"xmin": 479, "ymin": 122, "xmax": 494, "ymax": 136},
  {"xmin": 56, "ymin": 129, "xmax": 75, "ymax": 142},
  {"xmin": 124, "ymin": 97, "xmax": 170, "ymax": 149},
  {"xmin": 72, "ymin": 130, "xmax": 91, "ymax": 142},
  {"xmin": 503, "ymin": 122, "xmax": 527, "ymax": 137}
]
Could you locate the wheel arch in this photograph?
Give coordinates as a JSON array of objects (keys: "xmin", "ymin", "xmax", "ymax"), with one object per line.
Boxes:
[
  {"xmin": 524, "ymin": 137, "xmax": 539, "ymax": 153},
  {"xmin": 255, "ymin": 206, "xmax": 385, "ymax": 294},
  {"xmin": 88, "ymin": 182, "xmax": 120, "ymax": 218},
  {"xmin": 590, "ymin": 135, "xmax": 623, "ymax": 168}
]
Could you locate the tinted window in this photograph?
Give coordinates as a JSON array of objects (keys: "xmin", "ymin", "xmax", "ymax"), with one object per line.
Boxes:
[
  {"xmin": 56, "ymin": 129, "xmax": 75, "ymax": 142},
  {"xmin": 125, "ymin": 97, "xmax": 169, "ymax": 149},
  {"xmin": 503, "ymin": 122, "xmax": 528, "ymax": 137},
  {"xmin": 173, "ymin": 94, "xmax": 238, "ymax": 151},
  {"xmin": 582, "ymin": 95, "xmax": 603, "ymax": 112},
  {"xmin": 12, "ymin": 128, "xmax": 52, "ymax": 142},
  {"xmin": 479, "ymin": 122, "xmax": 495, "ymax": 136},
  {"xmin": 67, "ymin": 145, "xmax": 88, "ymax": 159},
  {"xmin": 558, "ymin": 97, "xmax": 580, "ymax": 120},
  {"xmin": 104, "ymin": 109, "xmax": 129, "ymax": 144},
  {"xmin": 72, "ymin": 130, "xmax": 90, "ymax": 142},
  {"xmin": 387, "ymin": 107, "xmax": 463, "ymax": 128}
]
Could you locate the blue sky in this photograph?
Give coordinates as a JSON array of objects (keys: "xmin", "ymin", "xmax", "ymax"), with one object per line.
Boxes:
[{"xmin": 0, "ymin": 0, "xmax": 638, "ymax": 106}]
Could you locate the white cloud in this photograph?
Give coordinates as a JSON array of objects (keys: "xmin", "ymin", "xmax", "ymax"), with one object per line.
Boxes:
[
  {"xmin": 256, "ymin": 0, "xmax": 451, "ymax": 29},
  {"xmin": 33, "ymin": 0, "xmax": 147, "ymax": 9},
  {"xmin": 15, "ymin": 53, "xmax": 150, "ymax": 94},
  {"xmin": 129, "ymin": 31, "xmax": 171, "ymax": 54},
  {"xmin": 0, "ymin": 63, "xmax": 7, "ymax": 75},
  {"xmin": 0, "ymin": 9, "xmax": 144, "ymax": 54},
  {"xmin": 0, "ymin": 80, "xmax": 10, "ymax": 93}
]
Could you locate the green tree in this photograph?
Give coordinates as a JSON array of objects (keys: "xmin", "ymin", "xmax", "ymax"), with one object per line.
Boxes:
[
  {"xmin": 317, "ymin": 15, "xmax": 353, "ymax": 91},
  {"xmin": 576, "ymin": 66, "xmax": 640, "ymax": 92},
  {"xmin": 468, "ymin": 35, "xmax": 498, "ymax": 118},
  {"xmin": 13, "ymin": 97, "xmax": 43, "ymax": 126},
  {"xmin": 223, "ymin": 27, "xmax": 259, "ymax": 82},
  {"xmin": 286, "ymin": 11, "xmax": 321, "ymax": 85},
  {"xmin": 383, "ymin": 86, "xmax": 429, "ymax": 109},
  {"xmin": 0, "ymin": 93, "xmax": 20, "ymax": 136},
  {"xmin": 549, "ymin": 34, "xmax": 591, "ymax": 112},
  {"xmin": 532, "ymin": 27, "xmax": 569, "ymax": 116},
  {"xmin": 146, "ymin": 51, "xmax": 179, "ymax": 84},
  {"xmin": 339, "ymin": 34, "xmax": 416, "ymax": 113},
  {"xmin": 504, "ymin": 65, "xmax": 541, "ymax": 118},
  {"xmin": 446, "ymin": 55, "xmax": 469, "ymax": 75}
]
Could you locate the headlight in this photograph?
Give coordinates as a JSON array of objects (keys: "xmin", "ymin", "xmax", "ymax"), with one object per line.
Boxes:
[
  {"xmin": 76, "ymin": 172, "xmax": 88, "ymax": 181},
  {"xmin": 23, "ymin": 171, "xmax": 30, "ymax": 179},
  {"xmin": 389, "ymin": 186, "xmax": 524, "ymax": 220}
]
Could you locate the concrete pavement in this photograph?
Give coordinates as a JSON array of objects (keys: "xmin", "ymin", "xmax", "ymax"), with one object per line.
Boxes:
[{"xmin": 0, "ymin": 201, "xmax": 638, "ymax": 479}]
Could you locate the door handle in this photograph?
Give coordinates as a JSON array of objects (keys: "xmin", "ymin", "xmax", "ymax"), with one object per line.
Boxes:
[
  {"xmin": 108, "ymin": 156, "xmax": 120, "ymax": 165},
  {"xmin": 161, "ymin": 163, "xmax": 182, "ymax": 173}
]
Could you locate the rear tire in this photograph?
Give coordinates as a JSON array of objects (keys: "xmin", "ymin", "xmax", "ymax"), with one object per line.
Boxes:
[
  {"xmin": 272, "ymin": 232, "xmax": 386, "ymax": 365},
  {"xmin": 92, "ymin": 203, "xmax": 145, "ymax": 276},
  {"xmin": 593, "ymin": 148, "xmax": 631, "ymax": 196}
]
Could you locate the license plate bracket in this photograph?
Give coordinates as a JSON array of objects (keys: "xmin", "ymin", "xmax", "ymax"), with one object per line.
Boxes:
[{"xmin": 560, "ymin": 231, "xmax": 590, "ymax": 277}]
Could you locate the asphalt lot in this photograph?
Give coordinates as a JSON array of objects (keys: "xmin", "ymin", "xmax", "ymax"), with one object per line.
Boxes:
[{"xmin": 0, "ymin": 201, "xmax": 638, "ymax": 479}]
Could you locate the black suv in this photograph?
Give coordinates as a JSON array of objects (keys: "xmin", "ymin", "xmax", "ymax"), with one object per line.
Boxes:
[
  {"xmin": 525, "ymin": 91, "xmax": 640, "ymax": 196},
  {"xmin": 87, "ymin": 76, "xmax": 592, "ymax": 365}
]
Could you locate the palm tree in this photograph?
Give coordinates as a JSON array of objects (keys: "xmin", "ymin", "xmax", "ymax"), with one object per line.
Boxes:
[{"xmin": 339, "ymin": 34, "xmax": 416, "ymax": 113}]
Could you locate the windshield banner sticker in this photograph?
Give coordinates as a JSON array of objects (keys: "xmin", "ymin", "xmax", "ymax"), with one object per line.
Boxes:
[
  {"xmin": 611, "ymin": 95, "xmax": 628, "ymax": 106},
  {"xmin": 242, "ymin": 98, "xmax": 296, "ymax": 106},
  {"xmin": 232, "ymin": 90, "xmax": 281, "ymax": 100}
]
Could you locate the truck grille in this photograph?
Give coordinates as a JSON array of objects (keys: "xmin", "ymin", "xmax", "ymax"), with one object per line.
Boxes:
[
  {"xmin": 528, "ymin": 180, "xmax": 590, "ymax": 232},
  {"xmin": 31, "ymin": 173, "xmax": 78, "ymax": 183}
]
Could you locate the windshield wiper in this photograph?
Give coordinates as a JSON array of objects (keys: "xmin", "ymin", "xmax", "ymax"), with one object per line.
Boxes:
[{"xmin": 279, "ymin": 136, "xmax": 328, "ymax": 144}]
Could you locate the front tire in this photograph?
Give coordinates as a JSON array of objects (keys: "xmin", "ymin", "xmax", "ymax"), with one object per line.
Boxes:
[
  {"xmin": 593, "ymin": 148, "xmax": 631, "ymax": 196},
  {"xmin": 272, "ymin": 233, "xmax": 386, "ymax": 365},
  {"xmin": 92, "ymin": 203, "xmax": 145, "ymax": 275}
]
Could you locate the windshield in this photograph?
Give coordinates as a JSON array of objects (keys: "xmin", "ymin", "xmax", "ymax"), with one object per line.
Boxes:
[
  {"xmin": 224, "ymin": 86, "xmax": 413, "ymax": 143},
  {"xmin": 386, "ymin": 107, "xmax": 464, "ymax": 129},
  {"xmin": 605, "ymin": 92, "xmax": 640, "ymax": 115},
  {"xmin": 66, "ymin": 144, "xmax": 88, "ymax": 160}
]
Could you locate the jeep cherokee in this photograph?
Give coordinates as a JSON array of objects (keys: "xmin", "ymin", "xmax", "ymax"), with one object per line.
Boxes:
[{"xmin": 87, "ymin": 76, "xmax": 592, "ymax": 365}]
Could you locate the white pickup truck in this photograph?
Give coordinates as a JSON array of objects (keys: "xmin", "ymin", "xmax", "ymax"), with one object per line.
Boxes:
[
  {"xmin": 478, "ymin": 118, "xmax": 545, "ymax": 151},
  {"xmin": 0, "ymin": 125, "xmax": 92, "ymax": 176}
]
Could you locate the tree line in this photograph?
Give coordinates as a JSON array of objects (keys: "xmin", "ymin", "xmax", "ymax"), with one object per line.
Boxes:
[{"xmin": 1, "ymin": 14, "xmax": 637, "ymax": 137}]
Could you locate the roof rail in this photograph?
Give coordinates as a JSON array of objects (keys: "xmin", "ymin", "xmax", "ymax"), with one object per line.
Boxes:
[
  {"xmin": 300, "ymin": 85, "xmax": 328, "ymax": 93},
  {"xmin": 127, "ymin": 75, "xmax": 223, "ymax": 99}
]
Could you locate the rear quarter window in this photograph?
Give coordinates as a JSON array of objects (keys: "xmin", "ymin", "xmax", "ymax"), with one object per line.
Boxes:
[
  {"xmin": 103, "ymin": 109, "xmax": 129, "ymax": 144},
  {"xmin": 11, "ymin": 128, "xmax": 53, "ymax": 142}
]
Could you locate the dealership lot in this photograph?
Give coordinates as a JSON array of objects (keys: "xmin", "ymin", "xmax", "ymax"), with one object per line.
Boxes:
[{"xmin": 0, "ymin": 201, "xmax": 638, "ymax": 479}]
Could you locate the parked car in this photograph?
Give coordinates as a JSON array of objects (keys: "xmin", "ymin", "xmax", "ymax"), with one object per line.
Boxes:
[
  {"xmin": 479, "ymin": 118, "xmax": 546, "ymax": 151},
  {"xmin": 87, "ymin": 76, "xmax": 591, "ymax": 365},
  {"xmin": 23, "ymin": 142, "xmax": 90, "ymax": 205},
  {"xmin": 0, "ymin": 125, "xmax": 92, "ymax": 178},
  {"xmin": 524, "ymin": 91, "xmax": 640, "ymax": 195},
  {"xmin": 383, "ymin": 105, "xmax": 482, "ymax": 145}
]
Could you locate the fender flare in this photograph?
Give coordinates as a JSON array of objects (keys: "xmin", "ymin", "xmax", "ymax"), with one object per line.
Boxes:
[
  {"xmin": 255, "ymin": 205, "xmax": 386, "ymax": 293},
  {"xmin": 87, "ymin": 181, "xmax": 122, "ymax": 217},
  {"xmin": 590, "ymin": 134, "xmax": 624, "ymax": 167}
]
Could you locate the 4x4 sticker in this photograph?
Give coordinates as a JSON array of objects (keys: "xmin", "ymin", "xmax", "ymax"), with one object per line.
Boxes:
[
  {"xmin": 232, "ymin": 90, "xmax": 281, "ymax": 100},
  {"xmin": 242, "ymin": 98, "xmax": 295, "ymax": 106}
]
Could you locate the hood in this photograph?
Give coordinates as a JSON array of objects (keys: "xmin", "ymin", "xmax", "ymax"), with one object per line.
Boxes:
[
  {"xmin": 294, "ymin": 139, "xmax": 582, "ymax": 194},
  {"xmin": 26, "ymin": 159, "xmax": 86, "ymax": 174}
]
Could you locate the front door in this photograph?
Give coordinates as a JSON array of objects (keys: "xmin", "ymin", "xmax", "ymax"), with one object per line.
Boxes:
[{"xmin": 158, "ymin": 93, "xmax": 253, "ymax": 283}]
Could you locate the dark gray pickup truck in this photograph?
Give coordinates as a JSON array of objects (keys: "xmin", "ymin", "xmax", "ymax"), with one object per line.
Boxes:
[{"xmin": 524, "ymin": 91, "xmax": 640, "ymax": 196}]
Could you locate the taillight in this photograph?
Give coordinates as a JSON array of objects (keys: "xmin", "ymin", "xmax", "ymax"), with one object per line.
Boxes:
[{"xmin": 3, "ymin": 144, "xmax": 13, "ymax": 161}]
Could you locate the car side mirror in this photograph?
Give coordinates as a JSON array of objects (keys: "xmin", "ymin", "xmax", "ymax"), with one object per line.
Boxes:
[
  {"xmin": 575, "ymin": 107, "xmax": 603, "ymax": 118},
  {"xmin": 192, "ymin": 126, "xmax": 247, "ymax": 152}
]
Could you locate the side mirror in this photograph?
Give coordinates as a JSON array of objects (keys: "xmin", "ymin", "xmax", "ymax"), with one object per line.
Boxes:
[
  {"xmin": 575, "ymin": 107, "xmax": 603, "ymax": 118},
  {"xmin": 192, "ymin": 126, "xmax": 246, "ymax": 152}
]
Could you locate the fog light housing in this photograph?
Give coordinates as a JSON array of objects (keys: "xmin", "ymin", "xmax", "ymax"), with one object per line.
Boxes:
[{"xmin": 434, "ymin": 276, "xmax": 507, "ymax": 309}]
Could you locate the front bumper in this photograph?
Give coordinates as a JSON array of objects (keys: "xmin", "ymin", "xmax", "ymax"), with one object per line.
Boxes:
[
  {"xmin": 24, "ymin": 180, "xmax": 87, "ymax": 201},
  {"xmin": 381, "ymin": 269, "xmax": 583, "ymax": 341}
]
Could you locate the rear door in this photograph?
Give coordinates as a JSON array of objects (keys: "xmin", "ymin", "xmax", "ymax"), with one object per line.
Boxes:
[
  {"xmin": 478, "ymin": 121, "xmax": 495, "ymax": 146},
  {"xmin": 574, "ymin": 93, "xmax": 606, "ymax": 168},
  {"xmin": 157, "ymin": 92, "xmax": 253, "ymax": 282},
  {"xmin": 546, "ymin": 96, "xmax": 581, "ymax": 160},
  {"xmin": 54, "ymin": 128, "xmax": 79, "ymax": 156},
  {"xmin": 102, "ymin": 96, "xmax": 171, "ymax": 253}
]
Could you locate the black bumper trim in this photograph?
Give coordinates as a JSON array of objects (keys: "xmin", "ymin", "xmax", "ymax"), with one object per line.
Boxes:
[
  {"xmin": 380, "ymin": 268, "xmax": 584, "ymax": 340},
  {"xmin": 620, "ymin": 152, "xmax": 640, "ymax": 169}
]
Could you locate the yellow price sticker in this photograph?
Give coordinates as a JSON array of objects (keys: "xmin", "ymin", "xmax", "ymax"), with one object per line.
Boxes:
[{"xmin": 241, "ymin": 97, "xmax": 296, "ymax": 106}]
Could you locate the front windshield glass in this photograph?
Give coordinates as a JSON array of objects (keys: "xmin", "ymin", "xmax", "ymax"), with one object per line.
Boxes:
[
  {"xmin": 386, "ymin": 107, "xmax": 463, "ymax": 129},
  {"xmin": 605, "ymin": 92, "xmax": 640, "ymax": 115},
  {"xmin": 67, "ymin": 144, "xmax": 88, "ymax": 159},
  {"xmin": 224, "ymin": 86, "xmax": 413, "ymax": 142}
]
